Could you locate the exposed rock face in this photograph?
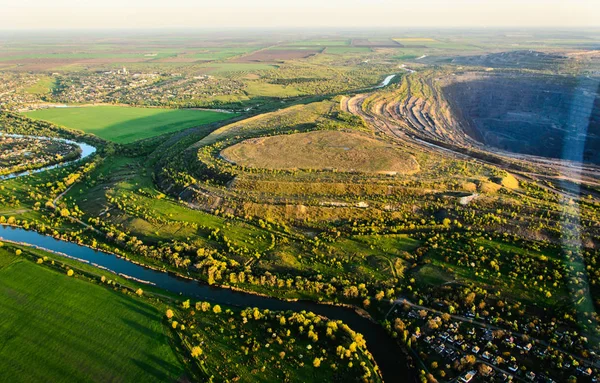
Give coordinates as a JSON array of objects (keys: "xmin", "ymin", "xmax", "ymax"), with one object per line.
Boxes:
[{"xmin": 442, "ymin": 73, "xmax": 600, "ymax": 164}]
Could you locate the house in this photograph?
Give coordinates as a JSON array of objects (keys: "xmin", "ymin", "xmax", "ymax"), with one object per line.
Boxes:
[
  {"xmin": 526, "ymin": 371, "xmax": 536, "ymax": 381},
  {"xmin": 472, "ymin": 345, "xmax": 480, "ymax": 354},
  {"xmin": 460, "ymin": 370, "xmax": 477, "ymax": 383},
  {"xmin": 508, "ymin": 365, "xmax": 518, "ymax": 372},
  {"xmin": 482, "ymin": 351, "xmax": 491, "ymax": 360},
  {"xmin": 576, "ymin": 367, "xmax": 592, "ymax": 376},
  {"xmin": 484, "ymin": 330, "xmax": 494, "ymax": 341}
]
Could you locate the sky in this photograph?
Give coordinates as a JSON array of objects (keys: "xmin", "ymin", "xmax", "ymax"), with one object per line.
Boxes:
[{"xmin": 0, "ymin": 0, "xmax": 598, "ymax": 30}]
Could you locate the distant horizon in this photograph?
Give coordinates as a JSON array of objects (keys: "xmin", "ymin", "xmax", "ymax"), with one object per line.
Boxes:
[
  {"xmin": 1, "ymin": 26, "xmax": 599, "ymax": 35},
  {"xmin": 1, "ymin": 0, "xmax": 599, "ymax": 30}
]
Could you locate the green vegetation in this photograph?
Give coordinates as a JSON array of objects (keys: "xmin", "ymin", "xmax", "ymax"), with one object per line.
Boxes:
[
  {"xmin": 188, "ymin": 47, "xmax": 262, "ymax": 60},
  {"xmin": 25, "ymin": 76, "xmax": 55, "ymax": 94},
  {"xmin": 324, "ymin": 47, "xmax": 372, "ymax": 54},
  {"xmin": 2, "ymin": 30, "xmax": 600, "ymax": 383},
  {"xmin": 0, "ymin": 247, "xmax": 185, "ymax": 383},
  {"xmin": 202, "ymin": 63, "xmax": 278, "ymax": 74},
  {"xmin": 24, "ymin": 106, "xmax": 236, "ymax": 143},
  {"xmin": 245, "ymin": 82, "xmax": 303, "ymax": 97},
  {"xmin": 169, "ymin": 301, "xmax": 381, "ymax": 382}
]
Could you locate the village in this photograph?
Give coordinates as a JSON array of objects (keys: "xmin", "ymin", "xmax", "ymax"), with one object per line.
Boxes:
[{"xmin": 390, "ymin": 297, "xmax": 598, "ymax": 383}]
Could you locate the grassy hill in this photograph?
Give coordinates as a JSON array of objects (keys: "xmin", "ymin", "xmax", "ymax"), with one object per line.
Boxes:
[{"xmin": 221, "ymin": 130, "xmax": 420, "ymax": 174}]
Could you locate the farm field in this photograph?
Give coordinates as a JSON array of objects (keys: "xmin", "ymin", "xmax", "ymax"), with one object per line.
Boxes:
[
  {"xmin": 0, "ymin": 248, "xmax": 185, "ymax": 383},
  {"xmin": 230, "ymin": 49, "xmax": 323, "ymax": 62},
  {"xmin": 24, "ymin": 106, "xmax": 236, "ymax": 143},
  {"xmin": 201, "ymin": 62, "xmax": 278, "ymax": 74}
]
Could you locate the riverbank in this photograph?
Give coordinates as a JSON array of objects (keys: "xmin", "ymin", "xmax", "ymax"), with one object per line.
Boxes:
[
  {"xmin": 0, "ymin": 133, "xmax": 96, "ymax": 180},
  {"xmin": 0, "ymin": 224, "xmax": 414, "ymax": 383}
]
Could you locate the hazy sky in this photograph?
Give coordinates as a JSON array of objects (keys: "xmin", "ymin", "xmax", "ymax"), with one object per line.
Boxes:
[{"xmin": 1, "ymin": 0, "xmax": 598, "ymax": 29}]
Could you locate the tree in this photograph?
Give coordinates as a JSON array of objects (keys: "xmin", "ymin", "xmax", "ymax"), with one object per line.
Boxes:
[
  {"xmin": 213, "ymin": 304, "xmax": 222, "ymax": 314},
  {"xmin": 465, "ymin": 292, "xmax": 476, "ymax": 305},
  {"xmin": 394, "ymin": 318, "xmax": 406, "ymax": 332},
  {"xmin": 478, "ymin": 364, "xmax": 493, "ymax": 376},
  {"xmin": 182, "ymin": 299, "xmax": 190, "ymax": 309},
  {"xmin": 199, "ymin": 301, "xmax": 211, "ymax": 312},
  {"xmin": 313, "ymin": 358, "xmax": 321, "ymax": 367},
  {"xmin": 427, "ymin": 319, "xmax": 439, "ymax": 330},
  {"xmin": 136, "ymin": 288, "xmax": 143, "ymax": 296},
  {"xmin": 15, "ymin": 249, "xmax": 22, "ymax": 256},
  {"xmin": 191, "ymin": 346, "xmax": 203, "ymax": 358},
  {"xmin": 67, "ymin": 269, "xmax": 74, "ymax": 277},
  {"xmin": 166, "ymin": 309, "xmax": 174, "ymax": 319}
]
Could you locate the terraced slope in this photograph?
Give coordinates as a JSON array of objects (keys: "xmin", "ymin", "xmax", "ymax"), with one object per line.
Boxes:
[{"xmin": 441, "ymin": 73, "xmax": 600, "ymax": 164}]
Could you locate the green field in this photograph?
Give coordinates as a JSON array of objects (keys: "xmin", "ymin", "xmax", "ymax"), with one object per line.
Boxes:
[
  {"xmin": 323, "ymin": 47, "xmax": 372, "ymax": 54},
  {"xmin": 245, "ymin": 82, "xmax": 303, "ymax": 97},
  {"xmin": 24, "ymin": 106, "xmax": 236, "ymax": 144},
  {"xmin": 25, "ymin": 76, "xmax": 55, "ymax": 94},
  {"xmin": 188, "ymin": 47, "xmax": 261, "ymax": 60},
  {"xmin": 202, "ymin": 63, "xmax": 278, "ymax": 74},
  {"xmin": 286, "ymin": 40, "xmax": 350, "ymax": 46},
  {"xmin": 0, "ymin": 248, "xmax": 185, "ymax": 383}
]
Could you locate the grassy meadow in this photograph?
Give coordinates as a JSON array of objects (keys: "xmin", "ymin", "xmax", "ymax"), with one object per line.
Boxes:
[
  {"xmin": 24, "ymin": 106, "xmax": 235, "ymax": 144},
  {"xmin": 24, "ymin": 76, "xmax": 55, "ymax": 95},
  {"xmin": 0, "ymin": 248, "xmax": 185, "ymax": 383}
]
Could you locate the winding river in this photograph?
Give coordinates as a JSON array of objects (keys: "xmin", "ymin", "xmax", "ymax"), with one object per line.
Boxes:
[
  {"xmin": 0, "ymin": 224, "xmax": 412, "ymax": 382},
  {"xmin": 0, "ymin": 134, "xmax": 96, "ymax": 180},
  {"xmin": 0, "ymin": 130, "xmax": 412, "ymax": 382}
]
